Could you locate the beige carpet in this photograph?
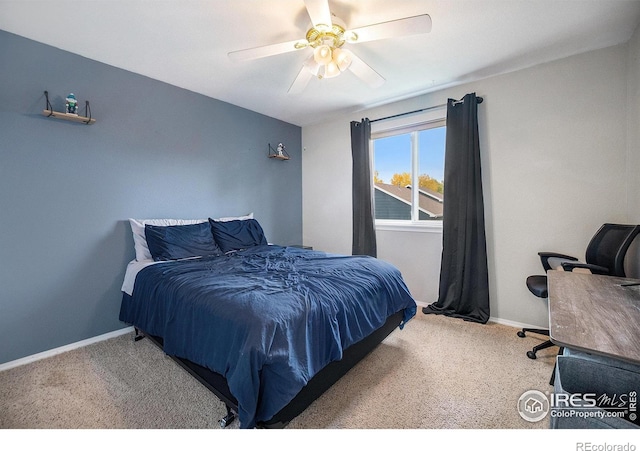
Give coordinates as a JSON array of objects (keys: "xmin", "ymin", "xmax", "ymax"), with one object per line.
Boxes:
[{"xmin": 0, "ymin": 312, "xmax": 557, "ymax": 430}]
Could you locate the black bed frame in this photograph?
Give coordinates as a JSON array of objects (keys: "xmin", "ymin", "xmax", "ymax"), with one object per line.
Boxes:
[{"xmin": 134, "ymin": 309, "xmax": 404, "ymax": 428}]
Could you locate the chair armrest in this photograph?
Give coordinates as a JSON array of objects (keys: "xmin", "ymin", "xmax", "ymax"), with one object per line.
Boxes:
[
  {"xmin": 538, "ymin": 252, "xmax": 578, "ymax": 271},
  {"xmin": 560, "ymin": 262, "xmax": 609, "ymax": 275}
]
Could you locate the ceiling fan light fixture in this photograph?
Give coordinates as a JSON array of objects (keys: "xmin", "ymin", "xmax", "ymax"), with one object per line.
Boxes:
[
  {"xmin": 313, "ymin": 44, "xmax": 333, "ymax": 65},
  {"xmin": 332, "ymin": 48, "xmax": 353, "ymax": 71},
  {"xmin": 323, "ymin": 61, "xmax": 341, "ymax": 78}
]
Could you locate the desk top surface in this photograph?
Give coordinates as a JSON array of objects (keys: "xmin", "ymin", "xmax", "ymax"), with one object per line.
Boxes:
[{"xmin": 548, "ymin": 270, "xmax": 640, "ymax": 365}]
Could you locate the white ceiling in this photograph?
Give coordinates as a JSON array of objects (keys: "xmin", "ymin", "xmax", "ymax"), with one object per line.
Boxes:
[{"xmin": 1, "ymin": 0, "xmax": 640, "ymax": 126}]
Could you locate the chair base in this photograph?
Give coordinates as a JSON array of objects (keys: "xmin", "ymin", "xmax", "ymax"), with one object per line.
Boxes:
[
  {"xmin": 526, "ymin": 339, "xmax": 555, "ymax": 359},
  {"xmin": 517, "ymin": 328, "xmax": 554, "ymax": 359},
  {"xmin": 518, "ymin": 328, "xmax": 563, "ymax": 385},
  {"xmin": 517, "ymin": 328, "xmax": 549, "ymax": 338}
]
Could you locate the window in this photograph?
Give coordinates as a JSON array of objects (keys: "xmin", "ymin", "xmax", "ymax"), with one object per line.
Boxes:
[{"xmin": 372, "ymin": 118, "xmax": 446, "ymax": 225}]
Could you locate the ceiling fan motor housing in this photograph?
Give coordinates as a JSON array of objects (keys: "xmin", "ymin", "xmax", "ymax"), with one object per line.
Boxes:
[{"xmin": 305, "ymin": 23, "xmax": 348, "ymax": 49}]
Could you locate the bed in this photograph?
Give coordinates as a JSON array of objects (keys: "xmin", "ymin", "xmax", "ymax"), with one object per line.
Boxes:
[{"xmin": 119, "ymin": 216, "xmax": 417, "ymax": 428}]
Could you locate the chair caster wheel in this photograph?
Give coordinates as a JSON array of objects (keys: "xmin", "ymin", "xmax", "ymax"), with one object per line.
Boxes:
[
  {"xmin": 517, "ymin": 331, "xmax": 526, "ymax": 338},
  {"xmin": 526, "ymin": 350, "xmax": 537, "ymax": 359}
]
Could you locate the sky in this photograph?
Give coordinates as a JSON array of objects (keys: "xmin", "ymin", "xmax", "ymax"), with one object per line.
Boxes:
[{"xmin": 373, "ymin": 126, "xmax": 446, "ymax": 184}]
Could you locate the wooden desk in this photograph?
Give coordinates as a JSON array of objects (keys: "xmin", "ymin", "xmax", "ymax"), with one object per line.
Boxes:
[{"xmin": 547, "ymin": 270, "xmax": 640, "ymax": 365}]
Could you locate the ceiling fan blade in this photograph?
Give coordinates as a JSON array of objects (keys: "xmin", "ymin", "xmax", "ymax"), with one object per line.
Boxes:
[
  {"xmin": 304, "ymin": 0, "xmax": 332, "ymax": 27},
  {"xmin": 228, "ymin": 39, "xmax": 305, "ymax": 61},
  {"xmin": 348, "ymin": 52, "xmax": 385, "ymax": 88},
  {"xmin": 347, "ymin": 14, "xmax": 432, "ymax": 44},
  {"xmin": 289, "ymin": 55, "xmax": 320, "ymax": 94},
  {"xmin": 288, "ymin": 65, "xmax": 315, "ymax": 95}
]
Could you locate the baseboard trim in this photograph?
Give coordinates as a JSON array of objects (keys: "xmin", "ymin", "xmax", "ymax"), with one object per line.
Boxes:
[
  {"xmin": 414, "ymin": 300, "xmax": 546, "ymax": 330},
  {"xmin": 488, "ymin": 316, "xmax": 546, "ymax": 330},
  {"xmin": 0, "ymin": 326, "xmax": 134, "ymax": 372}
]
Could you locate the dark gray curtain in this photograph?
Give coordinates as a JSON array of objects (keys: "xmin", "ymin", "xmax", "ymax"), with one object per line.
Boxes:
[
  {"xmin": 350, "ymin": 118, "xmax": 377, "ymax": 257},
  {"xmin": 423, "ymin": 93, "xmax": 489, "ymax": 323}
]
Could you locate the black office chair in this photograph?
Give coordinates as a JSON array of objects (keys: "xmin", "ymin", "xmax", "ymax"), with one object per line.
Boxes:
[{"xmin": 519, "ymin": 223, "xmax": 640, "ymax": 360}]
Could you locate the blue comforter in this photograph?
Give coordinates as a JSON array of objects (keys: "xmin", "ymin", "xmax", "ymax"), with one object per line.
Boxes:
[{"xmin": 120, "ymin": 245, "xmax": 416, "ymax": 428}]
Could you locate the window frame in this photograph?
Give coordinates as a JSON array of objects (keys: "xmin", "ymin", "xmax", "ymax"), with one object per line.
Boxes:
[{"xmin": 370, "ymin": 108, "xmax": 446, "ymax": 232}]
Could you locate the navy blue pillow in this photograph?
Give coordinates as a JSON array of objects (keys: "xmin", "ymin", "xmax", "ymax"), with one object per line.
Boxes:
[
  {"xmin": 208, "ymin": 218, "xmax": 267, "ymax": 253},
  {"xmin": 145, "ymin": 222, "xmax": 222, "ymax": 261}
]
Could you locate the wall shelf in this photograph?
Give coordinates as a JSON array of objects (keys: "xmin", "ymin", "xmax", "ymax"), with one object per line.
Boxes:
[
  {"xmin": 268, "ymin": 143, "xmax": 290, "ymax": 160},
  {"xmin": 42, "ymin": 90, "xmax": 95, "ymax": 124},
  {"xmin": 42, "ymin": 109, "xmax": 96, "ymax": 124}
]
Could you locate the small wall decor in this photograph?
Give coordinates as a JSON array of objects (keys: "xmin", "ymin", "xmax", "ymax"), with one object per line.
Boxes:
[
  {"xmin": 268, "ymin": 143, "xmax": 290, "ymax": 160},
  {"xmin": 43, "ymin": 90, "xmax": 95, "ymax": 124},
  {"xmin": 65, "ymin": 93, "xmax": 78, "ymax": 115}
]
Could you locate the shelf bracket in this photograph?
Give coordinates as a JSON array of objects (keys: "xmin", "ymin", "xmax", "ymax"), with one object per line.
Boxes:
[
  {"xmin": 44, "ymin": 91, "xmax": 54, "ymax": 117},
  {"xmin": 83, "ymin": 100, "xmax": 92, "ymax": 124}
]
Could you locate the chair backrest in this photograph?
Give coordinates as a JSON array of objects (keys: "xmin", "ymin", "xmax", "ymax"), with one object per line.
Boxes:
[{"xmin": 585, "ymin": 223, "xmax": 640, "ymax": 277}]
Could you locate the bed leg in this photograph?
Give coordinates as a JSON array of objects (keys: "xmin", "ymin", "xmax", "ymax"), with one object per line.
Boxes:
[
  {"xmin": 134, "ymin": 328, "xmax": 145, "ymax": 342},
  {"xmin": 219, "ymin": 405, "xmax": 236, "ymax": 428}
]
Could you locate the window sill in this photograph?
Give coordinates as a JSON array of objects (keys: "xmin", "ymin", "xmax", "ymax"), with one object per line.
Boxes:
[{"xmin": 375, "ymin": 221, "xmax": 443, "ymax": 233}]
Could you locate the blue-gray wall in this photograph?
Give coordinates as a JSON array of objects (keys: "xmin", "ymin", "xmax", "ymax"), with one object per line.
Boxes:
[{"xmin": 0, "ymin": 30, "xmax": 302, "ymax": 364}]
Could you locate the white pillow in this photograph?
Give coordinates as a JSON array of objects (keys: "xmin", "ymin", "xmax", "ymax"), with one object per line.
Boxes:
[
  {"xmin": 216, "ymin": 213, "xmax": 253, "ymax": 223},
  {"xmin": 129, "ymin": 213, "xmax": 253, "ymax": 261}
]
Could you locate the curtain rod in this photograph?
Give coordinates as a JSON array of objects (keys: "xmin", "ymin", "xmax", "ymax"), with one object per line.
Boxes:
[{"xmin": 370, "ymin": 95, "xmax": 483, "ymax": 124}]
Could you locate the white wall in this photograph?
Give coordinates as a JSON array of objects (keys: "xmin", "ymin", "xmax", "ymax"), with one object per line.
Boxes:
[
  {"xmin": 303, "ymin": 43, "xmax": 631, "ymax": 328},
  {"xmin": 628, "ymin": 24, "xmax": 640, "ymax": 222},
  {"xmin": 626, "ymin": 24, "xmax": 640, "ymax": 273}
]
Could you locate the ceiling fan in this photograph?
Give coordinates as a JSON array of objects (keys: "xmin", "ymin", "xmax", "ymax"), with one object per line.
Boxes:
[{"xmin": 228, "ymin": 0, "xmax": 432, "ymax": 94}]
